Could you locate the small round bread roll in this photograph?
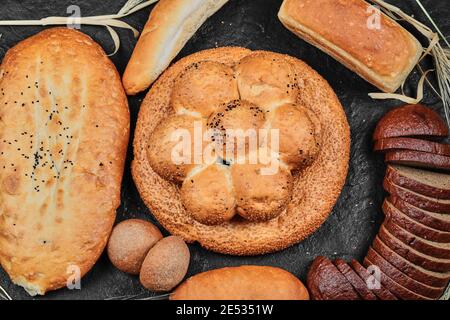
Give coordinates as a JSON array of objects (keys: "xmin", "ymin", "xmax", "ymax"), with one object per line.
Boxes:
[
  {"xmin": 235, "ymin": 52, "xmax": 299, "ymax": 110},
  {"xmin": 207, "ymin": 100, "xmax": 266, "ymax": 160},
  {"xmin": 147, "ymin": 115, "xmax": 216, "ymax": 182},
  {"xmin": 171, "ymin": 61, "xmax": 239, "ymax": 117},
  {"xmin": 107, "ymin": 219, "xmax": 163, "ymax": 275},
  {"xmin": 231, "ymin": 152, "xmax": 293, "ymax": 221},
  {"xmin": 266, "ymin": 103, "xmax": 321, "ymax": 169},
  {"xmin": 180, "ymin": 163, "xmax": 236, "ymax": 225},
  {"xmin": 140, "ymin": 236, "xmax": 190, "ymax": 292}
]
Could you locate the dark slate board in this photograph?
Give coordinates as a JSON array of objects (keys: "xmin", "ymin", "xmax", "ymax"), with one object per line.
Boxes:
[{"xmin": 0, "ymin": 0, "xmax": 448, "ymax": 300}]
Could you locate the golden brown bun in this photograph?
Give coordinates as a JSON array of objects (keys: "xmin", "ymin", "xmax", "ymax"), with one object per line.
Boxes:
[
  {"xmin": 139, "ymin": 236, "xmax": 190, "ymax": 292},
  {"xmin": 171, "ymin": 61, "xmax": 239, "ymax": 118},
  {"xmin": 171, "ymin": 265, "xmax": 310, "ymax": 300},
  {"xmin": 122, "ymin": 0, "xmax": 230, "ymax": 95},
  {"xmin": 231, "ymin": 154, "xmax": 293, "ymax": 221},
  {"xmin": 267, "ymin": 103, "xmax": 321, "ymax": 169},
  {"xmin": 107, "ymin": 219, "xmax": 163, "ymax": 275},
  {"xmin": 147, "ymin": 115, "xmax": 214, "ymax": 182},
  {"xmin": 235, "ymin": 52, "xmax": 299, "ymax": 110},
  {"xmin": 180, "ymin": 164, "xmax": 236, "ymax": 225},
  {"xmin": 207, "ymin": 100, "xmax": 266, "ymax": 159},
  {"xmin": 132, "ymin": 48, "xmax": 350, "ymax": 255},
  {"xmin": 278, "ymin": 0, "xmax": 422, "ymax": 93},
  {"xmin": 0, "ymin": 28, "xmax": 129, "ymax": 295}
]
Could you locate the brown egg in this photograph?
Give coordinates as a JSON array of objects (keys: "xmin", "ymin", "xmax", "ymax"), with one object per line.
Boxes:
[
  {"xmin": 180, "ymin": 163, "xmax": 236, "ymax": 225},
  {"xmin": 171, "ymin": 61, "xmax": 239, "ymax": 117},
  {"xmin": 147, "ymin": 115, "xmax": 216, "ymax": 182},
  {"xmin": 235, "ymin": 52, "xmax": 299, "ymax": 110},
  {"xmin": 266, "ymin": 103, "xmax": 322, "ymax": 169},
  {"xmin": 140, "ymin": 236, "xmax": 190, "ymax": 292},
  {"xmin": 107, "ymin": 219, "xmax": 163, "ymax": 275}
]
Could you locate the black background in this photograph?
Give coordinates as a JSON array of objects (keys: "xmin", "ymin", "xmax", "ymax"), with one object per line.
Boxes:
[{"xmin": 0, "ymin": 0, "xmax": 448, "ymax": 300}]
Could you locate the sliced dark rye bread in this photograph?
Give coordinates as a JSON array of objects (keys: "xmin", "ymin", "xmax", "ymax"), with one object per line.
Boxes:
[
  {"xmin": 385, "ymin": 150, "xmax": 450, "ymax": 172},
  {"xmin": 350, "ymin": 260, "xmax": 397, "ymax": 300},
  {"xmin": 364, "ymin": 256, "xmax": 432, "ymax": 300},
  {"xmin": 383, "ymin": 219, "xmax": 450, "ymax": 259},
  {"xmin": 307, "ymin": 256, "xmax": 360, "ymax": 300},
  {"xmin": 378, "ymin": 226, "xmax": 450, "ymax": 273},
  {"xmin": 365, "ymin": 247, "xmax": 443, "ymax": 299},
  {"xmin": 384, "ymin": 179, "xmax": 450, "ymax": 215},
  {"xmin": 373, "ymin": 104, "xmax": 448, "ymax": 141},
  {"xmin": 386, "ymin": 165, "xmax": 450, "ymax": 200},
  {"xmin": 382, "ymin": 199, "xmax": 450, "ymax": 242},
  {"xmin": 374, "ymin": 137, "xmax": 450, "ymax": 157},
  {"xmin": 333, "ymin": 259, "xmax": 378, "ymax": 300},
  {"xmin": 372, "ymin": 236, "xmax": 450, "ymax": 287},
  {"xmin": 388, "ymin": 196, "xmax": 450, "ymax": 232}
]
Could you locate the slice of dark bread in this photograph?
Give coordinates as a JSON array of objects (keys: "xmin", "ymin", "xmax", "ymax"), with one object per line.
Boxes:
[
  {"xmin": 365, "ymin": 247, "xmax": 443, "ymax": 299},
  {"xmin": 350, "ymin": 260, "xmax": 397, "ymax": 300},
  {"xmin": 384, "ymin": 178, "xmax": 450, "ymax": 214},
  {"xmin": 372, "ymin": 236, "xmax": 450, "ymax": 287},
  {"xmin": 389, "ymin": 196, "xmax": 450, "ymax": 232},
  {"xmin": 378, "ymin": 226, "xmax": 450, "ymax": 273},
  {"xmin": 307, "ymin": 256, "xmax": 360, "ymax": 300},
  {"xmin": 373, "ymin": 104, "xmax": 448, "ymax": 141},
  {"xmin": 386, "ymin": 165, "xmax": 450, "ymax": 199},
  {"xmin": 383, "ymin": 219, "xmax": 450, "ymax": 259},
  {"xmin": 333, "ymin": 259, "xmax": 377, "ymax": 300},
  {"xmin": 382, "ymin": 199, "xmax": 450, "ymax": 242},
  {"xmin": 374, "ymin": 137, "xmax": 450, "ymax": 156},
  {"xmin": 364, "ymin": 257, "xmax": 433, "ymax": 300},
  {"xmin": 385, "ymin": 150, "xmax": 450, "ymax": 171}
]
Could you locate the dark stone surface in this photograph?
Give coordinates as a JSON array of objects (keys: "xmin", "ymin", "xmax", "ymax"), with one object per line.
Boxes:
[{"xmin": 0, "ymin": 0, "xmax": 448, "ymax": 300}]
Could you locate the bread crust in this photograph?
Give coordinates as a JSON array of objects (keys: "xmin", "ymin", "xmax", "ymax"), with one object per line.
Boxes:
[
  {"xmin": 0, "ymin": 28, "xmax": 130, "ymax": 295},
  {"xmin": 365, "ymin": 246, "xmax": 443, "ymax": 299},
  {"xmin": 385, "ymin": 150, "xmax": 450, "ymax": 171},
  {"xmin": 374, "ymin": 137, "xmax": 450, "ymax": 157},
  {"xmin": 373, "ymin": 104, "xmax": 448, "ymax": 140},
  {"xmin": 132, "ymin": 47, "xmax": 350, "ymax": 255},
  {"xmin": 278, "ymin": 0, "xmax": 422, "ymax": 93},
  {"xmin": 386, "ymin": 165, "xmax": 450, "ymax": 200},
  {"xmin": 350, "ymin": 259, "xmax": 397, "ymax": 300},
  {"xmin": 333, "ymin": 259, "xmax": 377, "ymax": 300},
  {"xmin": 122, "ymin": 0, "xmax": 230, "ymax": 95}
]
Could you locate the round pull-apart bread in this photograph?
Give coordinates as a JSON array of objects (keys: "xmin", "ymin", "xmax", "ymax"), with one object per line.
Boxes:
[
  {"xmin": 0, "ymin": 29, "xmax": 129, "ymax": 295},
  {"xmin": 132, "ymin": 48, "xmax": 350, "ymax": 255}
]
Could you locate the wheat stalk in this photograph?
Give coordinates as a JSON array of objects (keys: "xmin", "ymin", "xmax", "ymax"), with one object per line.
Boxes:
[
  {"xmin": 368, "ymin": 0, "xmax": 450, "ymax": 130},
  {"xmin": 0, "ymin": 0, "xmax": 159, "ymax": 55},
  {"xmin": 0, "ymin": 283, "xmax": 12, "ymax": 300}
]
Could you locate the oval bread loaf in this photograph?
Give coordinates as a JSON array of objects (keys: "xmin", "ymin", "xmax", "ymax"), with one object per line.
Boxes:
[
  {"xmin": 0, "ymin": 28, "xmax": 129, "ymax": 295},
  {"xmin": 170, "ymin": 265, "xmax": 309, "ymax": 300}
]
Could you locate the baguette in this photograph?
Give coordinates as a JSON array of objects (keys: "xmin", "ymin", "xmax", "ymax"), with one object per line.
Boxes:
[
  {"xmin": 278, "ymin": 0, "xmax": 422, "ymax": 93},
  {"xmin": 170, "ymin": 265, "xmax": 310, "ymax": 300},
  {"xmin": 123, "ymin": 0, "xmax": 229, "ymax": 95}
]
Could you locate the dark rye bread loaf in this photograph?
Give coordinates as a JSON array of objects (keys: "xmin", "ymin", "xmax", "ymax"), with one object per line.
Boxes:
[
  {"xmin": 365, "ymin": 247, "xmax": 443, "ymax": 299},
  {"xmin": 386, "ymin": 165, "xmax": 450, "ymax": 200},
  {"xmin": 384, "ymin": 179, "xmax": 450, "ymax": 214},
  {"xmin": 378, "ymin": 226, "xmax": 450, "ymax": 273},
  {"xmin": 373, "ymin": 104, "xmax": 448, "ymax": 141},
  {"xmin": 385, "ymin": 150, "xmax": 450, "ymax": 172},
  {"xmin": 350, "ymin": 260, "xmax": 397, "ymax": 300},
  {"xmin": 307, "ymin": 256, "xmax": 360, "ymax": 300},
  {"xmin": 364, "ymin": 256, "xmax": 432, "ymax": 300},
  {"xmin": 382, "ymin": 200, "xmax": 450, "ymax": 243},
  {"xmin": 333, "ymin": 259, "xmax": 377, "ymax": 300},
  {"xmin": 374, "ymin": 137, "xmax": 450, "ymax": 157},
  {"xmin": 383, "ymin": 220, "xmax": 450, "ymax": 259},
  {"xmin": 388, "ymin": 196, "xmax": 450, "ymax": 232},
  {"xmin": 372, "ymin": 236, "xmax": 450, "ymax": 287}
]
